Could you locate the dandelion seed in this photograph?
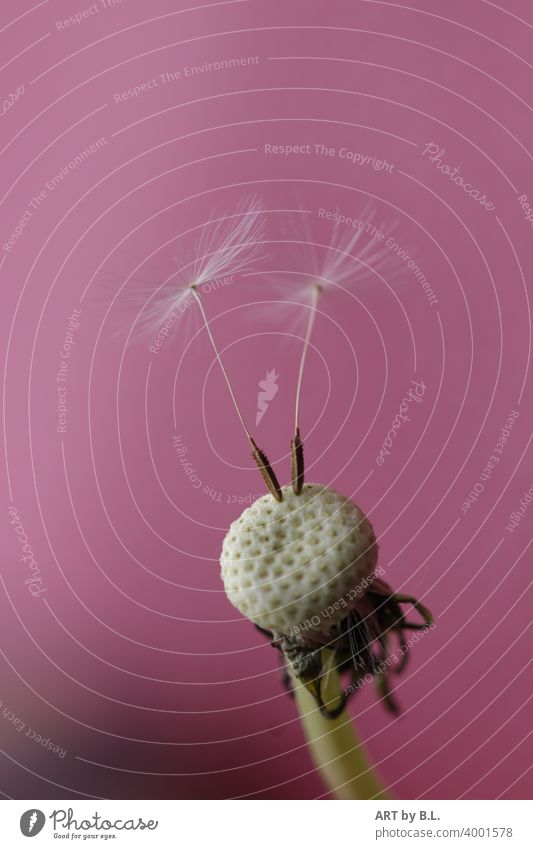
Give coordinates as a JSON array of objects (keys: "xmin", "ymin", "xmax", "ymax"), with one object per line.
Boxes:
[
  {"xmin": 291, "ymin": 283, "xmax": 319, "ymax": 493},
  {"xmin": 184, "ymin": 201, "xmax": 433, "ymax": 799},
  {"xmin": 190, "ymin": 194, "xmax": 267, "ymax": 288},
  {"xmin": 127, "ymin": 196, "xmax": 284, "ymax": 499},
  {"xmin": 133, "ymin": 194, "xmax": 267, "ymax": 341},
  {"xmin": 318, "ymin": 205, "xmax": 398, "ymax": 293},
  {"xmin": 249, "ymin": 438, "xmax": 283, "ymax": 502},
  {"xmin": 114, "ymin": 195, "xmax": 433, "ymax": 798},
  {"xmin": 216, "ymin": 203, "xmax": 433, "ymax": 732}
]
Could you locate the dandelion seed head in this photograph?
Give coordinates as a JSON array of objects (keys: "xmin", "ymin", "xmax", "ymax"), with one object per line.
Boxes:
[
  {"xmin": 221, "ymin": 483, "xmax": 433, "ymax": 717},
  {"xmin": 221, "ymin": 483, "xmax": 378, "ymax": 634},
  {"xmin": 124, "ymin": 195, "xmax": 267, "ymax": 345}
]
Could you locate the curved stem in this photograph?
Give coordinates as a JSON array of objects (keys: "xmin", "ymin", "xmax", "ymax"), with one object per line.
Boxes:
[{"xmin": 293, "ymin": 669, "xmax": 390, "ymax": 800}]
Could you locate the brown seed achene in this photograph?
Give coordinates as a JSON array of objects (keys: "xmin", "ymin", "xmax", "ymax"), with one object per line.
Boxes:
[
  {"xmin": 250, "ymin": 438, "xmax": 283, "ymax": 502},
  {"xmin": 291, "ymin": 427, "xmax": 305, "ymax": 495}
]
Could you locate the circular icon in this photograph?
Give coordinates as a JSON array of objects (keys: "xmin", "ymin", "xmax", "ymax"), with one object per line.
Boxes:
[{"xmin": 20, "ymin": 810, "xmax": 46, "ymax": 837}]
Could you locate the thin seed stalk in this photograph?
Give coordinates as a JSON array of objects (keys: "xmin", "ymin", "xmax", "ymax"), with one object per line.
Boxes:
[
  {"xmin": 292, "ymin": 668, "xmax": 390, "ymax": 800},
  {"xmin": 189, "ymin": 284, "xmax": 283, "ymax": 501},
  {"xmin": 294, "ymin": 283, "xmax": 320, "ymax": 431}
]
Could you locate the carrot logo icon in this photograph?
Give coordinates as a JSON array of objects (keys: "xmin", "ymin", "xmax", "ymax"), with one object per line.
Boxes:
[
  {"xmin": 20, "ymin": 809, "xmax": 46, "ymax": 837},
  {"xmin": 256, "ymin": 369, "xmax": 279, "ymax": 425}
]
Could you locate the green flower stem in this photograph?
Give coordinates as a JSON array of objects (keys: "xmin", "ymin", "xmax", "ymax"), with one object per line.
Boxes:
[{"xmin": 293, "ymin": 669, "xmax": 390, "ymax": 800}]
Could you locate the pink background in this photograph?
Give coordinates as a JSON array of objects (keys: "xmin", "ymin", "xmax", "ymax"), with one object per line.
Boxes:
[{"xmin": 1, "ymin": 0, "xmax": 532, "ymax": 799}]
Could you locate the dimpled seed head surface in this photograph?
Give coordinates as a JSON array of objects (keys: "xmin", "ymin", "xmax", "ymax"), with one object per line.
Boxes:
[{"xmin": 220, "ymin": 483, "xmax": 378, "ymax": 634}]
